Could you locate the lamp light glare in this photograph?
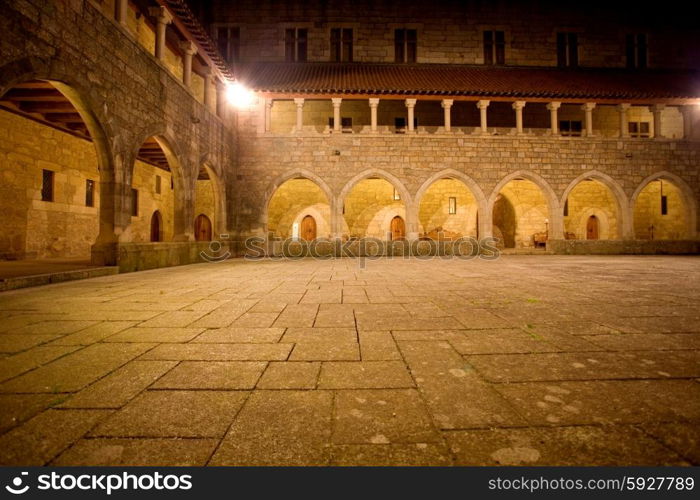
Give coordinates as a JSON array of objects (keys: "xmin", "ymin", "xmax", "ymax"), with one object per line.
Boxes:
[{"xmin": 226, "ymin": 82, "xmax": 255, "ymax": 109}]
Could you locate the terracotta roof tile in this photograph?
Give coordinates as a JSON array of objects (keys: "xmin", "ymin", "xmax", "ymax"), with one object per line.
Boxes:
[{"xmin": 235, "ymin": 63, "xmax": 700, "ymax": 101}]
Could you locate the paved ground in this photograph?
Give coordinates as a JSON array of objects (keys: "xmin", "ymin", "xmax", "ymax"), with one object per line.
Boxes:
[
  {"xmin": 0, "ymin": 255, "xmax": 698, "ymax": 466},
  {"xmin": 0, "ymin": 258, "xmax": 95, "ymax": 279}
]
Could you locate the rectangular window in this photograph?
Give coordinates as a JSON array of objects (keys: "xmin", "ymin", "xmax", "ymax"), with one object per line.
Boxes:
[
  {"xmin": 661, "ymin": 195, "xmax": 668, "ymax": 215},
  {"xmin": 85, "ymin": 179, "xmax": 95, "ymax": 207},
  {"xmin": 41, "ymin": 169, "xmax": 54, "ymax": 202},
  {"xmin": 285, "ymin": 28, "xmax": 307, "ymax": 62},
  {"xmin": 131, "ymin": 188, "xmax": 138, "ymax": 217},
  {"xmin": 626, "ymin": 33, "xmax": 647, "ymax": 69},
  {"xmin": 330, "ymin": 28, "xmax": 353, "ymax": 62},
  {"xmin": 395, "ymin": 28, "xmax": 417, "ymax": 63},
  {"xmin": 559, "ymin": 120, "xmax": 583, "ymax": 136},
  {"xmin": 628, "ymin": 121, "xmax": 650, "ymax": 138},
  {"xmin": 217, "ymin": 26, "xmax": 240, "ymax": 64},
  {"xmin": 155, "ymin": 175, "xmax": 161, "ymax": 194},
  {"xmin": 483, "ymin": 30, "xmax": 505, "ymax": 65},
  {"xmin": 557, "ymin": 32, "xmax": 578, "ymax": 67},
  {"xmin": 448, "ymin": 197, "xmax": 457, "ymax": 215},
  {"xmin": 393, "ymin": 188, "xmax": 401, "ymax": 201}
]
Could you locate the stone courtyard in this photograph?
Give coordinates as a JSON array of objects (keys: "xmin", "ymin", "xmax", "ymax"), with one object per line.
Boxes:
[{"xmin": 0, "ymin": 255, "xmax": 698, "ymax": 466}]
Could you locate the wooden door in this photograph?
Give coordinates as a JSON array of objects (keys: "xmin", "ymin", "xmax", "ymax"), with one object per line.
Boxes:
[
  {"xmin": 586, "ymin": 215, "xmax": 599, "ymax": 240},
  {"xmin": 301, "ymin": 215, "xmax": 316, "ymax": 241},
  {"xmin": 391, "ymin": 216, "xmax": 405, "ymax": 240},
  {"xmin": 150, "ymin": 211, "xmax": 162, "ymax": 242},
  {"xmin": 195, "ymin": 214, "xmax": 212, "ymax": 241}
]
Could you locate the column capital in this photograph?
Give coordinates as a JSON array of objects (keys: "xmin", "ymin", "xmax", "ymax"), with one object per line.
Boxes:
[
  {"xmin": 441, "ymin": 99, "xmax": 454, "ymax": 108},
  {"xmin": 331, "ymin": 97, "xmax": 342, "ymax": 106},
  {"xmin": 215, "ymin": 79, "xmax": 227, "ymax": 90},
  {"xmin": 149, "ymin": 6, "xmax": 173, "ymax": 24},
  {"xmin": 200, "ymin": 66, "xmax": 212, "ymax": 77},
  {"xmin": 293, "ymin": 98, "xmax": 305, "ymax": 106},
  {"xmin": 476, "ymin": 100, "xmax": 490, "ymax": 109},
  {"xmin": 368, "ymin": 98, "xmax": 380, "ymax": 108},
  {"xmin": 265, "ymin": 98, "xmax": 274, "ymax": 109},
  {"xmin": 512, "ymin": 100, "xmax": 526, "ymax": 110},
  {"xmin": 617, "ymin": 103, "xmax": 631, "ymax": 111},
  {"xmin": 405, "ymin": 98, "xmax": 417, "ymax": 108},
  {"xmin": 546, "ymin": 101, "xmax": 562, "ymax": 111},
  {"xmin": 180, "ymin": 41, "xmax": 198, "ymax": 56},
  {"xmin": 650, "ymin": 104, "xmax": 666, "ymax": 113},
  {"xmin": 581, "ymin": 102, "xmax": 596, "ymax": 112}
]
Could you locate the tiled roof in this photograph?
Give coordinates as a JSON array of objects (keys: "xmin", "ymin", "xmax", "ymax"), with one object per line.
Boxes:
[{"xmin": 234, "ymin": 63, "xmax": 700, "ymax": 101}]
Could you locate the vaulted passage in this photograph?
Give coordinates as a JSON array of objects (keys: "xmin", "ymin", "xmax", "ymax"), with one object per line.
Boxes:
[
  {"xmin": 267, "ymin": 178, "xmax": 331, "ymax": 239},
  {"xmin": 492, "ymin": 179, "xmax": 549, "ymax": 248},
  {"xmin": 564, "ymin": 179, "xmax": 620, "ymax": 240},
  {"xmin": 634, "ymin": 178, "xmax": 689, "ymax": 240},
  {"xmin": 0, "ymin": 80, "xmax": 103, "ymax": 260},
  {"xmin": 342, "ymin": 178, "xmax": 405, "ymax": 240},
  {"xmin": 418, "ymin": 178, "xmax": 478, "ymax": 240}
]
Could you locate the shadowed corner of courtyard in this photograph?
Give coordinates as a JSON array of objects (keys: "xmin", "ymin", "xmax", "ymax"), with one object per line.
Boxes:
[{"xmin": 0, "ymin": 255, "xmax": 698, "ymax": 467}]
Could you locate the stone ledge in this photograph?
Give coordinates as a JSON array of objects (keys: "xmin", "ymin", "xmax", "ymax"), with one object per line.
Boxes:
[
  {"xmin": 93, "ymin": 242, "xmax": 233, "ymax": 273},
  {"xmin": 0, "ymin": 266, "xmax": 118, "ymax": 292},
  {"xmin": 548, "ymin": 239, "xmax": 700, "ymax": 255}
]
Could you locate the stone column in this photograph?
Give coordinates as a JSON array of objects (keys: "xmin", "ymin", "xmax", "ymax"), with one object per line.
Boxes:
[
  {"xmin": 264, "ymin": 98, "xmax": 274, "ymax": 133},
  {"xmin": 115, "ymin": 0, "xmax": 128, "ymax": 26},
  {"xmin": 405, "ymin": 202, "xmax": 419, "ymax": 241},
  {"xmin": 441, "ymin": 99, "xmax": 453, "ymax": 132},
  {"xmin": 405, "ymin": 99, "xmax": 417, "ymax": 133},
  {"xmin": 680, "ymin": 105, "xmax": 695, "ymax": 140},
  {"xmin": 618, "ymin": 103, "xmax": 631, "ymax": 138},
  {"xmin": 477, "ymin": 100, "xmax": 490, "ymax": 134},
  {"xmin": 180, "ymin": 41, "xmax": 198, "ymax": 89},
  {"xmin": 330, "ymin": 197, "xmax": 343, "ymax": 240},
  {"xmin": 149, "ymin": 6, "xmax": 173, "ymax": 62},
  {"xmin": 581, "ymin": 102, "xmax": 596, "ymax": 137},
  {"xmin": 651, "ymin": 104, "xmax": 665, "ymax": 139},
  {"xmin": 332, "ymin": 98, "xmax": 342, "ymax": 133},
  {"xmin": 294, "ymin": 98, "xmax": 305, "ymax": 132},
  {"xmin": 202, "ymin": 67, "xmax": 214, "ymax": 112},
  {"xmin": 512, "ymin": 101, "xmax": 526, "ymax": 135},
  {"xmin": 216, "ymin": 79, "xmax": 227, "ymax": 119},
  {"xmin": 547, "ymin": 101, "xmax": 561, "ymax": 135},
  {"xmin": 172, "ymin": 177, "xmax": 195, "ymax": 242},
  {"xmin": 369, "ymin": 98, "xmax": 379, "ymax": 132}
]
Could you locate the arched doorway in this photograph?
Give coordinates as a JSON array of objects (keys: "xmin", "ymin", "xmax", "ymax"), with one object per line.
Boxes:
[
  {"xmin": 194, "ymin": 214, "xmax": 212, "ymax": 241},
  {"xmin": 391, "ymin": 216, "xmax": 406, "ymax": 240},
  {"xmin": 342, "ymin": 177, "xmax": 406, "ymax": 240},
  {"xmin": 267, "ymin": 178, "xmax": 331, "ymax": 239},
  {"xmin": 301, "ymin": 215, "xmax": 317, "ymax": 241},
  {"xmin": 586, "ymin": 215, "xmax": 599, "ymax": 240},
  {"xmin": 150, "ymin": 211, "xmax": 163, "ymax": 242}
]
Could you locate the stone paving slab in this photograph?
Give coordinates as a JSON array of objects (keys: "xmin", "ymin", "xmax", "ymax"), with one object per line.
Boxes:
[{"xmin": 0, "ymin": 256, "xmax": 699, "ymax": 465}]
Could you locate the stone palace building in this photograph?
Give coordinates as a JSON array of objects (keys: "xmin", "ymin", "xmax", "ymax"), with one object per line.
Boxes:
[{"xmin": 1, "ymin": 0, "xmax": 699, "ymax": 271}]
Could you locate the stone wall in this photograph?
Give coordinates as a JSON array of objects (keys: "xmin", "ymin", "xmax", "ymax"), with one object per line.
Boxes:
[
  {"xmin": 634, "ymin": 180, "xmax": 687, "ymax": 239},
  {"xmin": 565, "ymin": 180, "xmax": 619, "ymax": 239},
  {"xmin": 418, "ymin": 179, "xmax": 477, "ymax": 238},
  {"xmin": 344, "ymin": 179, "xmax": 405, "ymax": 239},
  {"xmin": 268, "ymin": 178, "xmax": 331, "ymax": 238}
]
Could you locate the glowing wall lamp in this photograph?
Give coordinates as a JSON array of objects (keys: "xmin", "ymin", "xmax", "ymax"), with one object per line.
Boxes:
[{"xmin": 225, "ymin": 81, "xmax": 256, "ymax": 109}]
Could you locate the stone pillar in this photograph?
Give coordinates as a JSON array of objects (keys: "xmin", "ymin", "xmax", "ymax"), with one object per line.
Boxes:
[
  {"xmin": 332, "ymin": 98, "xmax": 342, "ymax": 133},
  {"xmin": 477, "ymin": 100, "xmax": 490, "ymax": 134},
  {"xmin": 680, "ymin": 105, "xmax": 695, "ymax": 140},
  {"xmin": 405, "ymin": 202, "xmax": 419, "ymax": 241},
  {"xmin": 546, "ymin": 101, "xmax": 561, "ymax": 135},
  {"xmin": 149, "ymin": 6, "xmax": 173, "ymax": 62},
  {"xmin": 294, "ymin": 98, "xmax": 304, "ymax": 132},
  {"xmin": 216, "ymin": 79, "xmax": 226, "ymax": 119},
  {"xmin": 180, "ymin": 41, "xmax": 198, "ymax": 89},
  {"xmin": 330, "ymin": 198, "xmax": 343, "ymax": 240},
  {"xmin": 405, "ymin": 99, "xmax": 417, "ymax": 133},
  {"xmin": 651, "ymin": 104, "xmax": 665, "ymax": 139},
  {"xmin": 441, "ymin": 99, "xmax": 453, "ymax": 132},
  {"xmin": 115, "ymin": 0, "xmax": 128, "ymax": 26},
  {"xmin": 172, "ymin": 177, "xmax": 195, "ymax": 242},
  {"xmin": 369, "ymin": 98, "xmax": 379, "ymax": 132},
  {"xmin": 202, "ymin": 67, "xmax": 214, "ymax": 112},
  {"xmin": 512, "ymin": 101, "xmax": 526, "ymax": 135},
  {"xmin": 581, "ymin": 102, "xmax": 596, "ymax": 137},
  {"xmin": 618, "ymin": 103, "xmax": 631, "ymax": 138},
  {"xmin": 264, "ymin": 99, "xmax": 274, "ymax": 133}
]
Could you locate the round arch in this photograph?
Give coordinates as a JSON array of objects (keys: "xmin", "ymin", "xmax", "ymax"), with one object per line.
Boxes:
[
  {"xmin": 338, "ymin": 168, "xmax": 413, "ymax": 207},
  {"xmin": 631, "ymin": 171, "xmax": 697, "ymax": 239},
  {"xmin": 262, "ymin": 169, "xmax": 335, "ymax": 226},
  {"xmin": 488, "ymin": 170, "xmax": 562, "ymax": 239},
  {"xmin": 561, "ymin": 170, "xmax": 631, "ymax": 239}
]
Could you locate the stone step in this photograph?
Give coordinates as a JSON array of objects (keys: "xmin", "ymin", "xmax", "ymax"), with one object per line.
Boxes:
[{"xmin": 0, "ymin": 267, "xmax": 119, "ymax": 292}]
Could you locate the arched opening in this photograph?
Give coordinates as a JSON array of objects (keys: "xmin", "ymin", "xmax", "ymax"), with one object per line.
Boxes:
[
  {"xmin": 342, "ymin": 177, "xmax": 406, "ymax": 240},
  {"xmin": 194, "ymin": 214, "xmax": 212, "ymax": 241},
  {"xmin": 194, "ymin": 164, "xmax": 221, "ymax": 239},
  {"xmin": 492, "ymin": 178, "xmax": 550, "ymax": 248},
  {"xmin": 390, "ymin": 216, "xmax": 406, "ymax": 240},
  {"xmin": 417, "ymin": 178, "xmax": 478, "ymax": 240},
  {"xmin": 267, "ymin": 178, "xmax": 331, "ymax": 239},
  {"xmin": 300, "ymin": 215, "xmax": 317, "ymax": 241},
  {"xmin": 131, "ymin": 136, "xmax": 179, "ymax": 242},
  {"xmin": 563, "ymin": 178, "xmax": 621, "ymax": 240},
  {"xmin": 586, "ymin": 215, "xmax": 599, "ymax": 240},
  {"xmin": 633, "ymin": 177, "xmax": 690, "ymax": 240},
  {"xmin": 150, "ymin": 210, "xmax": 163, "ymax": 242},
  {"xmin": 0, "ymin": 79, "xmax": 108, "ymax": 263}
]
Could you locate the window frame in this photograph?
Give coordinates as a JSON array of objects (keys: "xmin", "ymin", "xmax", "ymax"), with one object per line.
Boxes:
[
  {"xmin": 85, "ymin": 179, "xmax": 95, "ymax": 207},
  {"xmin": 41, "ymin": 169, "xmax": 54, "ymax": 202},
  {"xmin": 285, "ymin": 27, "xmax": 308, "ymax": 62},
  {"xmin": 483, "ymin": 30, "xmax": 505, "ymax": 65},
  {"xmin": 395, "ymin": 28, "xmax": 417, "ymax": 63},
  {"xmin": 330, "ymin": 27, "xmax": 353, "ymax": 62}
]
